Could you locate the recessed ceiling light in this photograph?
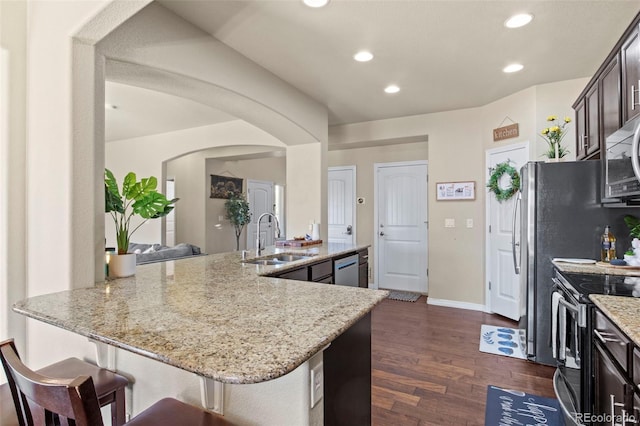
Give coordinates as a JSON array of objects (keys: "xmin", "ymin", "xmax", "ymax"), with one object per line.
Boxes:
[
  {"xmin": 384, "ymin": 85, "xmax": 400, "ymax": 94},
  {"xmin": 503, "ymin": 64, "xmax": 524, "ymax": 73},
  {"xmin": 504, "ymin": 13, "xmax": 533, "ymax": 29},
  {"xmin": 354, "ymin": 51, "xmax": 374, "ymax": 62},
  {"xmin": 303, "ymin": 0, "xmax": 329, "ymax": 8},
  {"xmin": 105, "ymin": 103, "xmax": 118, "ymax": 110}
]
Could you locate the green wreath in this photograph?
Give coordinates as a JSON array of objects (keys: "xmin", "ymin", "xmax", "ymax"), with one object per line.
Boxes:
[{"xmin": 487, "ymin": 162, "xmax": 520, "ymax": 202}]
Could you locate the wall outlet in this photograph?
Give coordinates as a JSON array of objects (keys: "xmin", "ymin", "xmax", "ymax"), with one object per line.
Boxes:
[
  {"xmin": 310, "ymin": 362, "xmax": 324, "ymax": 408},
  {"xmin": 218, "ymin": 215, "xmax": 224, "ymax": 222},
  {"xmin": 445, "ymin": 218, "xmax": 455, "ymax": 228}
]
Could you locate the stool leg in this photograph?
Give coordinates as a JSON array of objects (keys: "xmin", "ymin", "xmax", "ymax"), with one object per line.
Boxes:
[{"xmin": 112, "ymin": 387, "xmax": 126, "ymax": 426}]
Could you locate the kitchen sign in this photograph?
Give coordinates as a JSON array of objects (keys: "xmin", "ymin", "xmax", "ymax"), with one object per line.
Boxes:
[{"xmin": 493, "ymin": 123, "xmax": 519, "ymax": 141}]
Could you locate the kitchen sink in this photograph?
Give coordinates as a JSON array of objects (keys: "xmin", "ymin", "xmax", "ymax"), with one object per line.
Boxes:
[
  {"xmin": 242, "ymin": 253, "xmax": 314, "ymax": 265},
  {"xmin": 243, "ymin": 259, "xmax": 286, "ymax": 266},
  {"xmin": 269, "ymin": 254, "xmax": 311, "ymax": 262}
]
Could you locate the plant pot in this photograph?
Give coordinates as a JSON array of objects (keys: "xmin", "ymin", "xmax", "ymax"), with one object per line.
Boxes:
[
  {"xmin": 545, "ymin": 157, "xmax": 561, "ymax": 163},
  {"xmin": 108, "ymin": 253, "xmax": 136, "ymax": 278}
]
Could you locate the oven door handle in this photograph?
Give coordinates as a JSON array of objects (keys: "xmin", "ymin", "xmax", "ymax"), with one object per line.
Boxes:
[
  {"xmin": 511, "ymin": 192, "xmax": 521, "ymax": 275},
  {"xmin": 558, "ymin": 303, "xmax": 567, "ymax": 361},
  {"xmin": 558, "ymin": 297, "xmax": 578, "ymax": 314},
  {"xmin": 631, "ymin": 120, "xmax": 640, "ymax": 184},
  {"xmin": 558, "ymin": 297, "xmax": 586, "ymax": 328}
]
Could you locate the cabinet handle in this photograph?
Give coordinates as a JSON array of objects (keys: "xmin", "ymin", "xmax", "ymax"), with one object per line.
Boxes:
[
  {"xmin": 632, "ymin": 81, "xmax": 640, "ymax": 111},
  {"xmin": 594, "ymin": 329, "xmax": 622, "ymax": 344}
]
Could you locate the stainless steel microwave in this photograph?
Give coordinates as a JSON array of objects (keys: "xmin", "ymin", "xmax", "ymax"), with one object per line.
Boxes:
[{"xmin": 605, "ymin": 115, "xmax": 640, "ymax": 199}]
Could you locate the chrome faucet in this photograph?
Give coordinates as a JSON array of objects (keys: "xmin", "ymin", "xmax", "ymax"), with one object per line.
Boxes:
[{"xmin": 256, "ymin": 212, "xmax": 281, "ymax": 256}]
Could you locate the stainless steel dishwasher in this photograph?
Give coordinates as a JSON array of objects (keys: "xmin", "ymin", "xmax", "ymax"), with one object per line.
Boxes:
[{"xmin": 334, "ymin": 254, "xmax": 359, "ymax": 287}]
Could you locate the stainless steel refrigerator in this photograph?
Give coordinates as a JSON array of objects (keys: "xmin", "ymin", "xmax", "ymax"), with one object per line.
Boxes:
[{"xmin": 517, "ymin": 160, "xmax": 637, "ymax": 366}]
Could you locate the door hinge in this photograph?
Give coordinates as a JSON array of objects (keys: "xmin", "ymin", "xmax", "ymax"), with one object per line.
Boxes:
[
  {"xmin": 489, "ymin": 225, "xmax": 491, "ymax": 233},
  {"xmin": 489, "ymin": 281, "xmax": 492, "ymax": 290},
  {"xmin": 426, "ymin": 268, "xmax": 428, "ymax": 277}
]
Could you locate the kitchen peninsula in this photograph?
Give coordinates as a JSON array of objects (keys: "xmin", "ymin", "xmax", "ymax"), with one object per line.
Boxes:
[{"xmin": 13, "ymin": 243, "xmax": 387, "ymax": 425}]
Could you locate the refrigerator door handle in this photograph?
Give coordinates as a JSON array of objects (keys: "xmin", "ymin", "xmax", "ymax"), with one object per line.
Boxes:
[
  {"xmin": 511, "ymin": 192, "xmax": 521, "ymax": 274},
  {"xmin": 631, "ymin": 120, "xmax": 640, "ymax": 183}
]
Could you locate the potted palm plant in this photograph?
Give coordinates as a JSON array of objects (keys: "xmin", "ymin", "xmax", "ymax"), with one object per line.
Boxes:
[{"xmin": 105, "ymin": 169, "xmax": 177, "ymax": 277}]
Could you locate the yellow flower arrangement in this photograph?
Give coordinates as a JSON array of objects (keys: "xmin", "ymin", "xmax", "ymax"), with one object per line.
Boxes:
[{"xmin": 540, "ymin": 115, "xmax": 571, "ymax": 159}]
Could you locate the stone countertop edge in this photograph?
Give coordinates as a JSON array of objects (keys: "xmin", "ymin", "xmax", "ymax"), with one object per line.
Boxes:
[
  {"xmin": 553, "ymin": 260, "xmax": 640, "ymax": 277},
  {"xmin": 590, "ymin": 295, "xmax": 640, "ymax": 347},
  {"xmin": 13, "ymin": 243, "xmax": 389, "ymax": 384}
]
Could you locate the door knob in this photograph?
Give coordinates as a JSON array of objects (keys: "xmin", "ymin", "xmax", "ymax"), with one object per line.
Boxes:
[
  {"xmin": 379, "ymin": 231, "xmax": 385, "ymax": 236},
  {"xmin": 344, "ymin": 225, "xmax": 353, "ymax": 235}
]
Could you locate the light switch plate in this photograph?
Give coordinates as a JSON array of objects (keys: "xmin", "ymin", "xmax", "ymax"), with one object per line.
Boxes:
[
  {"xmin": 445, "ymin": 218, "xmax": 455, "ymax": 228},
  {"xmin": 310, "ymin": 362, "xmax": 323, "ymax": 408},
  {"xmin": 466, "ymin": 219, "xmax": 473, "ymax": 228}
]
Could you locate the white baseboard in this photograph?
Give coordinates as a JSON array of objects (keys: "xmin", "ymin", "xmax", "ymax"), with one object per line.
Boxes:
[{"xmin": 427, "ymin": 298, "xmax": 486, "ymax": 312}]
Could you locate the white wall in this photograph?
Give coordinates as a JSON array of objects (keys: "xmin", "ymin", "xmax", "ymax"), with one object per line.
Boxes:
[
  {"xmin": 0, "ymin": 0, "xmax": 28, "ymax": 378},
  {"xmin": 534, "ymin": 78, "xmax": 590, "ymax": 160},
  {"xmin": 205, "ymin": 156, "xmax": 286, "ymax": 254},
  {"xmin": 329, "ymin": 78, "xmax": 588, "ymax": 307},
  {"xmin": 286, "ymin": 143, "xmax": 328, "ymax": 239},
  {"xmin": 99, "ymin": 2, "xmax": 327, "ymax": 146},
  {"xmin": 106, "ymin": 121, "xmax": 285, "ymax": 247},
  {"xmin": 165, "ymin": 152, "xmax": 207, "ymax": 250}
]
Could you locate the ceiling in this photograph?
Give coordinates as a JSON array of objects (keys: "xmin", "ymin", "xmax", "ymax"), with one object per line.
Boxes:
[{"xmin": 106, "ymin": 0, "xmax": 640, "ymax": 141}]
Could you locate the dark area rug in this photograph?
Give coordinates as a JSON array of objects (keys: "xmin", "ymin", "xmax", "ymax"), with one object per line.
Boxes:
[
  {"xmin": 386, "ymin": 291, "xmax": 420, "ymax": 302},
  {"xmin": 485, "ymin": 385, "xmax": 564, "ymax": 425}
]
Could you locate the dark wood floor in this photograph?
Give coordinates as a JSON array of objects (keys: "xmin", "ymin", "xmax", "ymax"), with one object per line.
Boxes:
[{"xmin": 371, "ymin": 296, "xmax": 556, "ymax": 426}]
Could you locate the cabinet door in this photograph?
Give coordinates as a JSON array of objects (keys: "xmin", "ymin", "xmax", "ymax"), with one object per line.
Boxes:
[
  {"xmin": 575, "ymin": 99, "xmax": 587, "ymax": 160},
  {"xmin": 275, "ymin": 266, "xmax": 308, "ymax": 281},
  {"xmin": 358, "ymin": 263, "xmax": 368, "ymax": 288},
  {"xmin": 586, "ymin": 84, "xmax": 600, "ymax": 156},
  {"xmin": 594, "ymin": 342, "xmax": 631, "ymax": 422},
  {"xmin": 622, "ymin": 25, "xmax": 640, "ymax": 123},
  {"xmin": 600, "ymin": 54, "xmax": 622, "ymax": 142}
]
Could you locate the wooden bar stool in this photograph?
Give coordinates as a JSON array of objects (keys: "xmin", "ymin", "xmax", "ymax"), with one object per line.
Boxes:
[
  {"xmin": 0, "ymin": 339, "xmax": 128, "ymax": 426},
  {"xmin": 0, "ymin": 339, "xmax": 234, "ymax": 426}
]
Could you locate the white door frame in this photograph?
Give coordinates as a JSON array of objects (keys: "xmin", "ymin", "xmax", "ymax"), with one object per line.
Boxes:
[
  {"xmin": 328, "ymin": 165, "xmax": 356, "ymax": 244},
  {"xmin": 484, "ymin": 141, "xmax": 529, "ymax": 313},
  {"xmin": 373, "ymin": 160, "xmax": 428, "ymax": 290}
]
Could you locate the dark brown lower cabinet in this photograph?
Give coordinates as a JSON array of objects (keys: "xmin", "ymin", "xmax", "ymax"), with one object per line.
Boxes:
[
  {"xmin": 357, "ymin": 249, "xmax": 368, "ymax": 288},
  {"xmin": 593, "ymin": 341, "xmax": 631, "ymax": 425},
  {"xmin": 323, "ymin": 312, "xmax": 371, "ymax": 426}
]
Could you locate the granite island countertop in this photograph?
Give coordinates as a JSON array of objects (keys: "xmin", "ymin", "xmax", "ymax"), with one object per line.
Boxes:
[
  {"xmin": 13, "ymin": 243, "xmax": 388, "ymax": 384},
  {"xmin": 590, "ymin": 295, "xmax": 640, "ymax": 347}
]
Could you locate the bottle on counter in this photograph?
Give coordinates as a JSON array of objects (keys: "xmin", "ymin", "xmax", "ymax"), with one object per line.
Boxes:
[{"xmin": 601, "ymin": 225, "xmax": 617, "ymax": 262}]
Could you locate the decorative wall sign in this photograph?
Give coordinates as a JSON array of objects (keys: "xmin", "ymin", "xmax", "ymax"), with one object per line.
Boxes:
[
  {"xmin": 436, "ymin": 181, "xmax": 476, "ymax": 201},
  {"xmin": 210, "ymin": 174, "xmax": 243, "ymax": 199},
  {"xmin": 493, "ymin": 123, "xmax": 519, "ymax": 141}
]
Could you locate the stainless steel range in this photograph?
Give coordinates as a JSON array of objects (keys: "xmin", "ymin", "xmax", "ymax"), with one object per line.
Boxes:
[{"xmin": 553, "ymin": 270, "xmax": 640, "ymax": 425}]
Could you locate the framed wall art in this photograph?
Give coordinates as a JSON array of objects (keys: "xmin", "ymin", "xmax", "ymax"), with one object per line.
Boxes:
[
  {"xmin": 436, "ymin": 181, "xmax": 475, "ymax": 201},
  {"xmin": 210, "ymin": 174, "xmax": 243, "ymax": 199}
]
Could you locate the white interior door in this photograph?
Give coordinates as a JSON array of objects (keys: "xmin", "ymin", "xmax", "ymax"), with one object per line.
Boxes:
[
  {"xmin": 246, "ymin": 180, "xmax": 275, "ymax": 250},
  {"xmin": 165, "ymin": 180, "xmax": 175, "ymax": 247},
  {"xmin": 328, "ymin": 166, "xmax": 355, "ymax": 244},
  {"xmin": 375, "ymin": 161, "xmax": 428, "ymax": 293},
  {"xmin": 486, "ymin": 143, "xmax": 528, "ymax": 320}
]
